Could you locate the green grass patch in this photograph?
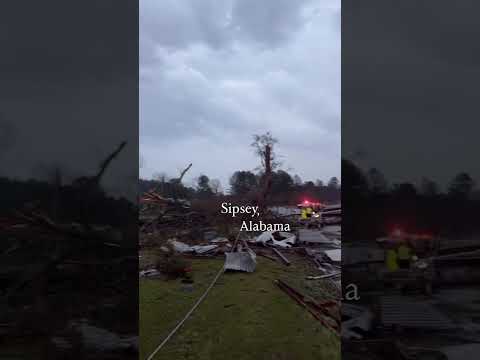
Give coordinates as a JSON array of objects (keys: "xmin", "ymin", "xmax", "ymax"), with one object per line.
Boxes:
[{"xmin": 140, "ymin": 256, "xmax": 340, "ymax": 360}]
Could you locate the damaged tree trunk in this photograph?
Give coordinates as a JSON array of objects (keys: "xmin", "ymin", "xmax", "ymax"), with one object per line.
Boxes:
[
  {"xmin": 252, "ymin": 132, "xmax": 278, "ymax": 215},
  {"xmin": 72, "ymin": 141, "xmax": 127, "ymax": 225},
  {"xmin": 171, "ymin": 163, "xmax": 192, "ymax": 201},
  {"xmin": 94, "ymin": 141, "xmax": 127, "ymax": 185},
  {"xmin": 176, "ymin": 163, "xmax": 192, "ymax": 184},
  {"xmin": 258, "ymin": 144, "xmax": 272, "ymax": 214}
]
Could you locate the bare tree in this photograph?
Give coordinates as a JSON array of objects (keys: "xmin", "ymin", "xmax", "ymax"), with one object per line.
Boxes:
[
  {"xmin": 209, "ymin": 178, "xmax": 223, "ymax": 195},
  {"xmin": 49, "ymin": 166, "xmax": 63, "ymax": 222},
  {"xmin": 420, "ymin": 177, "xmax": 439, "ymax": 197},
  {"xmin": 153, "ymin": 172, "xmax": 169, "ymax": 183},
  {"xmin": 170, "ymin": 163, "xmax": 192, "ymax": 200},
  {"xmin": 251, "ymin": 132, "xmax": 279, "ymax": 211},
  {"xmin": 172, "ymin": 163, "xmax": 192, "ymax": 184},
  {"xmin": 293, "ymin": 174, "xmax": 303, "ymax": 186},
  {"xmin": 251, "ymin": 132, "xmax": 280, "ymax": 172},
  {"xmin": 153, "ymin": 172, "xmax": 169, "ymax": 195},
  {"xmin": 327, "ymin": 176, "xmax": 340, "ymax": 189},
  {"xmin": 94, "ymin": 141, "xmax": 127, "ymax": 185}
]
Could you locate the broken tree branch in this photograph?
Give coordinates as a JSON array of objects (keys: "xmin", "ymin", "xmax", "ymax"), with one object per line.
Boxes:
[
  {"xmin": 272, "ymin": 247, "xmax": 290, "ymax": 266},
  {"xmin": 94, "ymin": 141, "xmax": 127, "ymax": 184},
  {"xmin": 176, "ymin": 163, "xmax": 192, "ymax": 184}
]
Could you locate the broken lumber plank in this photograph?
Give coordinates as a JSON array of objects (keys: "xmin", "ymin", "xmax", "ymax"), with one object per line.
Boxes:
[
  {"xmin": 306, "ymin": 272, "xmax": 340, "ymax": 280},
  {"xmin": 257, "ymin": 251, "xmax": 278, "ymax": 262},
  {"xmin": 272, "ymin": 248, "xmax": 290, "ymax": 266},
  {"xmin": 277, "ymin": 279, "xmax": 340, "ymax": 325},
  {"xmin": 274, "ymin": 279, "xmax": 339, "ymax": 334}
]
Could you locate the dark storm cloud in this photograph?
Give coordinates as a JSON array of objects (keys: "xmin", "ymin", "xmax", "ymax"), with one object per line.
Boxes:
[
  {"xmin": 140, "ymin": 0, "xmax": 341, "ymax": 188},
  {"xmin": 140, "ymin": 0, "xmax": 232, "ymax": 55},
  {"xmin": 343, "ymin": 0, "xmax": 480, "ymax": 187},
  {"xmin": 0, "ymin": 1, "xmax": 138, "ymax": 198},
  {"xmin": 230, "ymin": 0, "xmax": 311, "ymax": 46},
  {"xmin": 139, "ymin": 0, "xmax": 313, "ymax": 61},
  {"xmin": 0, "ymin": 2, "xmax": 136, "ymax": 84}
]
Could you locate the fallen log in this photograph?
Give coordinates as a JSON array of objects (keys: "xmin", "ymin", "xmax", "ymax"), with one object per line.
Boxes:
[
  {"xmin": 258, "ymin": 252, "xmax": 278, "ymax": 263},
  {"xmin": 274, "ymin": 279, "xmax": 340, "ymax": 334},
  {"xmin": 306, "ymin": 272, "xmax": 340, "ymax": 280},
  {"xmin": 272, "ymin": 248, "xmax": 290, "ymax": 266}
]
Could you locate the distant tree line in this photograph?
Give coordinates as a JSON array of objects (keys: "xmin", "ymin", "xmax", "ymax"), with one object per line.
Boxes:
[
  {"xmin": 139, "ymin": 170, "xmax": 340, "ymax": 205},
  {"xmin": 0, "ymin": 141, "xmax": 137, "ymax": 228},
  {"xmin": 0, "ymin": 176, "xmax": 136, "ymax": 228},
  {"xmin": 140, "ymin": 132, "xmax": 341, "ymax": 205},
  {"xmin": 342, "ymin": 159, "xmax": 480, "ymax": 239}
]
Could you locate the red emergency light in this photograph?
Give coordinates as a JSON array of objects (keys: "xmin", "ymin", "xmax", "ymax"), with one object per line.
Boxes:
[
  {"xmin": 391, "ymin": 227, "xmax": 404, "ymax": 237},
  {"xmin": 390, "ymin": 227, "xmax": 434, "ymax": 240}
]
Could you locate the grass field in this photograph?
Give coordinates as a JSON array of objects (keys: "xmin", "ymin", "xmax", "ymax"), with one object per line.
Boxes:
[{"xmin": 140, "ymin": 255, "xmax": 340, "ymax": 360}]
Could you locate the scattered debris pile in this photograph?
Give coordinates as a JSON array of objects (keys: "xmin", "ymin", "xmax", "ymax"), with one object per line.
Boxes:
[
  {"xmin": 139, "ymin": 194, "xmax": 343, "ymax": 344},
  {"xmin": 1, "ymin": 140, "xmax": 139, "ymax": 358},
  {"xmin": 342, "ymin": 232, "xmax": 480, "ymax": 360},
  {"xmin": 1, "ymin": 209, "xmax": 138, "ymax": 357},
  {"xmin": 341, "ymin": 304, "xmax": 373, "ymax": 340},
  {"xmin": 169, "ymin": 238, "xmax": 231, "ymax": 256},
  {"xmin": 320, "ymin": 204, "xmax": 341, "ymax": 225},
  {"xmin": 252, "ymin": 231, "xmax": 296, "ymax": 248},
  {"xmin": 140, "ymin": 191, "xmax": 208, "ymax": 238},
  {"xmin": 224, "ymin": 240, "xmax": 257, "ymax": 273}
]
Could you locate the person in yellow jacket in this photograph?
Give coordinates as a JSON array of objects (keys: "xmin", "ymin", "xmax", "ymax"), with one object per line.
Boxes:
[
  {"xmin": 397, "ymin": 243, "xmax": 412, "ymax": 269},
  {"xmin": 386, "ymin": 248, "xmax": 399, "ymax": 271},
  {"xmin": 306, "ymin": 207, "xmax": 313, "ymax": 218},
  {"xmin": 301, "ymin": 208, "xmax": 308, "ymax": 220}
]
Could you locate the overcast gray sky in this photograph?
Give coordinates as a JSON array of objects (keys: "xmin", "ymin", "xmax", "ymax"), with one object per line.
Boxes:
[
  {"xmin": 343, "ymin": 0, "xmax": 480, "ymax": 189},
  {"xmin": 140, "ymin": 0, "xmax": 340, "ymax": 190},
  {"xmin": 0, "ymin": 2, "xmax": 138, "ymax": 199}
]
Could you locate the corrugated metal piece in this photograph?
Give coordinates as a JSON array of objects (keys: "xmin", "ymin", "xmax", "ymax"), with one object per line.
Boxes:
[
  {"xmin": 441, "ymin": 344, "xmax": 480, "ymax": 360},
  {"xmin": 380, "ymin": 295, "xmax": 456, "ymax": 330},
  {"xmin": 224, "ymin": 249, "xmax": 256, "ymax": 273},
  {"xmin": 298, "ymin": 229, "xmax": 332, "ymax": 244},
  {"xmin": 325, "ymin": 249, "xmax": 341, "ymax": 262}
]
